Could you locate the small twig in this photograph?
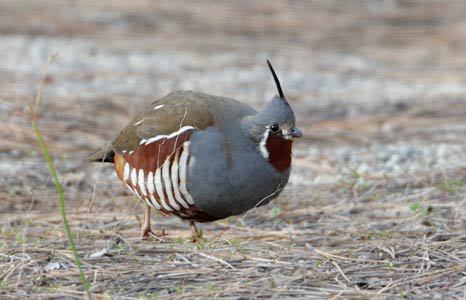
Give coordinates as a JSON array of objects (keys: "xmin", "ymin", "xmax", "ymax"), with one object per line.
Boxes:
[
  {"xmin": 376, "ymin": 264, "xmax": 466, "ymax": 294},
  {"xmin": 175, "ymin": 253, "xmax": 198, "ymax": 267},
  {"xmin": 197, "ymin": 252, "xmax": 236, "ymax": 270},
  {"xmin": 332, "ymin": 261, "xmax": 354, "ymax": 288}
]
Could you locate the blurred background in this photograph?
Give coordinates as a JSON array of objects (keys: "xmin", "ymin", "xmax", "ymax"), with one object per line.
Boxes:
[
  {"xmin": 1, "ymin": 1, "xmax": 465, "ymax": 298},
  {"xmin": 2, "ymin": 0, "xmax": 466, "ymax": 208}
]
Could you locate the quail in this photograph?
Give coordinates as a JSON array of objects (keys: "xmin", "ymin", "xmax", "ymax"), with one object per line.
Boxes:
[{"xmin": 89, "ymin": 61, "xmax": 302, "ymax": 240}]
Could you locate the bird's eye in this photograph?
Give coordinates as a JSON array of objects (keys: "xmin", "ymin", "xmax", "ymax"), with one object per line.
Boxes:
[{"xmin": 270, "ymin": 123, "xmax": 280, "ymax": 132}]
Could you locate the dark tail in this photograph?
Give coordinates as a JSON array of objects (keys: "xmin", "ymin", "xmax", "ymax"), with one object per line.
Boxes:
[{"xmin": 88, "ymin": 142, "xmax": 115, "ymax": 163}]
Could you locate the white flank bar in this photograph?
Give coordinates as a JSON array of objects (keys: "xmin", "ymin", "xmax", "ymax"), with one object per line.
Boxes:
[
  {"xmin": 126, "ymin": 182, "xmax": 141, "ymax": 199},
  {"xmin": 154, "ymin": 167, "xmax": 172, "ymax": 211},
  {"xmin": 133, "ymin": 188, "xmax": 142, "ymax": 199},
  {"xmin": 179, "ymin": 142, "xmax": 194, "ymax": 205},
  {"xmin": 124, "ymin": 182, "xmax": 134, "ymax": 194},
  {"xmin": 149, "ymin": 193, "xmax": 161, "ymax": 209},
  {"xmin": 138, "ymin": 169, "xmax": 146, "ymax": 196},
  {"xmin": 147, "ymin": 171, "xmax": 155, "ymax": 195},
  {"xmin": 162, "ymin": 158, "xmax": 180, "ymax": 210},
  {"xmin": 170, "ymin": 151, "xmax": 189, "ymax": 208},
  {"xmin": 131, "ymin": 168, "xmax": 138, "ymax": 186},
  {"xmin": 145, "ymin": 172, "xmax": 160, "ymax": 209},
  {"xmin": 123, "ymin": 162, "xmax": 130, "ymax": 181}
]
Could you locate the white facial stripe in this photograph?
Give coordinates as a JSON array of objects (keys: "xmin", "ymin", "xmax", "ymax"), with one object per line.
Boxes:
[
  {"xmin": 154, "ymin": 167, "xmax": 172, "ymax": 211},
  {"xmin": 123, "ymin": 162, "xmax": 130, "ymax": 181},
  {"xmin": 259, "ymin": 130, "xmax": 270, "ymax": 160},
  {"xmin": 143, "ymin": 126, "xmax": 195, "ymax": 146},
  {"xmin": 138, "ymin": 169, "xmax": 146, "ymax": 196},
  {"xmin": 179, "ymin": 142, "xmax": 194, "ymax": 205},
  {"xmin": 162, "ymin": 158, "xmax": 180, "ymax": 211},
  {"xmin": 131, "ymin": 168, "xmax": 138, "ymax": 187},
  {"xmin": 171, "ymin": 151, "xmax": 189, "ymax": 209},
  {"xmin": 153, "ymin": 104, "xmax": 164, "ymax": 111}
]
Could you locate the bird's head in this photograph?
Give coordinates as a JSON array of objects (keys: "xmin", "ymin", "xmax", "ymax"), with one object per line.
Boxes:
[{"xmin": 242, "ymin": 60, "xmax": 301, "ymax": 170}]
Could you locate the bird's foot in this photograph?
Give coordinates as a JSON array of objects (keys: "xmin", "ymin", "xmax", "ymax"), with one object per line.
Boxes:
[
  {"xmin": 141, "ymin": 227, "xmax": 166, "ymax": 242},
  {"xmin": 190, "ymin": 222, "xmax": 203, "ymax": 243}
]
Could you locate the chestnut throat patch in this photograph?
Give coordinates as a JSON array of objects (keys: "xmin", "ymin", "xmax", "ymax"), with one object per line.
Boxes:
[{"xmin": 265, "ymin": 134, "xmax": 292, "ymax": 172}]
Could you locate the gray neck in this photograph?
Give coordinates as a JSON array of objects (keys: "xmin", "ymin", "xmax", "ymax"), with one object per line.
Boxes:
[{"xmin": 240, "ymin": 113, "xmax": 267, "ymax": 144}]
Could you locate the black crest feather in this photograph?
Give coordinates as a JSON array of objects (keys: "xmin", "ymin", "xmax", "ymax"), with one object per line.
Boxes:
[{"xmin": 266, "ymin": 59, "xmax": 285, "ymax": 99}]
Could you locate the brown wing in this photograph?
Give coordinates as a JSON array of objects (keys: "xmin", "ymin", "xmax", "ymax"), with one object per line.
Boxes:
[
  {"xmin": 113, "ymin": 91, "xmax": 217, "ymax": 221},
  {"xmin": 112, "ymin": 91, "xmax": 215, "ymax": 153}
]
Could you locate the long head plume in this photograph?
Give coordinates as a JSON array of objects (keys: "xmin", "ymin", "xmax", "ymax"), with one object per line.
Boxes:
[{"xmin": 266, "ymin": 59, "xmax": 285, "ymax": 99}]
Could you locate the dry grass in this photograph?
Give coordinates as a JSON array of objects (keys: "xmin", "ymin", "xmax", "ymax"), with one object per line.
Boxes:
[
  {"xmin": 1, "ymin": 166, "xmax": 465, "ymax": 299},
  {"xmin": 1, "ymin": 1, "xmax": 466, "ymax": 299}
]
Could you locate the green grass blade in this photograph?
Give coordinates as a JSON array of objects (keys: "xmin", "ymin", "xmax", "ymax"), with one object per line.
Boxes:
[{"xmin": 31, "ymin": 121, "xmax": 91, "ymax": 291}]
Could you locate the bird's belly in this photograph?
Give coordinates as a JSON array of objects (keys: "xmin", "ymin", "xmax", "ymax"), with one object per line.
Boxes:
[{"xmin": 187, "ymin": 148, "xmax": 290, "ymax": 219}]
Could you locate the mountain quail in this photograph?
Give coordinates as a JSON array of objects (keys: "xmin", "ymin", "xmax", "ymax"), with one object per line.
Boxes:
[{"xmin": 89, "ymin": 61, "xmax": 302, "ymax": 240}]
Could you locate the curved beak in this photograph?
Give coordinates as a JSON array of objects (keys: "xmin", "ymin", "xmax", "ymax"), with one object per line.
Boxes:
[
  {"xmin": 284, "ymin": 127, "xmax": 302, "ymax": 139},
  {"xmin": 291, "ymin": 127, "xmax": 302, "ymax": 138}
]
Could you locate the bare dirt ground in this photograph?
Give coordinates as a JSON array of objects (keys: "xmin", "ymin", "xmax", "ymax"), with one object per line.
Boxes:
[{"xmin": 1, "ymin": 1, "xmax": 465, "ymax": 299}]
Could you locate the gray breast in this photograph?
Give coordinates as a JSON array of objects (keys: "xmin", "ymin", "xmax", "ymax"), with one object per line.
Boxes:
[{"xmin": 186, "ymin": 125, "xmax": 290, "ymax": 219}]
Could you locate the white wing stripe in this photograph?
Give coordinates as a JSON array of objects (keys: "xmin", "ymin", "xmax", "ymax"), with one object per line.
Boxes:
[
  {"xmin": 145, "ymin": 135, "xmax": 165, "ymax": 145},
  {"xmin": 144, "ymin": 126, "xmax": 195, "ymax": 146},
  {"xmin": 167, "ymin": 126, "xmax": 195, "ymax": 139}
]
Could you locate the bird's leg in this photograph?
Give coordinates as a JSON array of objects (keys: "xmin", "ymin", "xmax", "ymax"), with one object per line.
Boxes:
[
  {"xmin": 140, "ymin": 205, "xmax": 152, "ymax": 238},
  {"xmin": 190, "ymin": 221, "xmax": 202, "ymax": 242},
  {"xmin": 141, "ymin": 205, "xmax": 165, "ymax": 241}
]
